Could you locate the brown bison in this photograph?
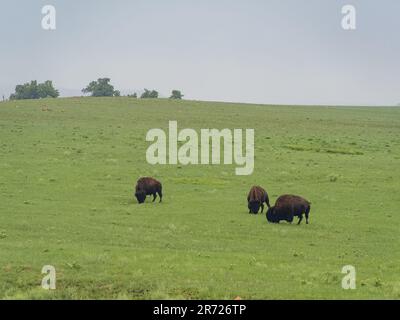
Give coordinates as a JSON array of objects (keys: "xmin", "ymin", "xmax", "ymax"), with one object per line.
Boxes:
[
  {"xmin": 247, "ymin": 186, "xmax": 270, "ymax": 214},
  {"xmin": 135, "ymin": 177, "xmax": 163, "ymax": 204},
  {"xmin": 266, "ymin": 194, "xmax": 311, "ymax": 224}
]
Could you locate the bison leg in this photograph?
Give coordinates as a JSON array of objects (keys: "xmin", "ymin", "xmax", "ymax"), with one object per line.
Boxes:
[
  {"xmin": 152, "ymin": 193, "xmax": 157, "ymax": 202},
  {"xmin": 305, "ymin": 207, "xmax": 310, "ymax": 224},
  {"xmin": 158, "ymin": 190, "xmax": 162, "ymax": 202},
  {"xmin": 260, "ymin": 203, "xmax": 264, "ymax": 213},
  {"xmin": 297, "ymin": 215, "xmax": 303, "ymax": 225}
]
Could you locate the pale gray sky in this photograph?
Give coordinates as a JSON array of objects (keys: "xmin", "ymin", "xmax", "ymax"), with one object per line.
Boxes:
[{"xmin": 0, "ymin": 0, "xmax": 399, "ymax": 105}]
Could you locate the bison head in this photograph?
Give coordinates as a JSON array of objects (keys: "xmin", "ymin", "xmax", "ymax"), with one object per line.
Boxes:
[
  {"xmin": 248, "ymin": 201, "xmax": 261, "ymax": 214},
  {"xmin": 266, "ymin": 207, "xmax": 279, "ymax": 223},
  {"xmin": 135, "ymin": 191, "xmax": 146, "ymax": 204}
]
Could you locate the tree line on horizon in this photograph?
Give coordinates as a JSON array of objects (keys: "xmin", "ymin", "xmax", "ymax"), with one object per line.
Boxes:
[
  {"xmin": 8, "ymin": 78, "xmax": 184, "ymax": 100},
  {"xmin": 9, "ymin": 80, "xmax": 59, "ymax": 100}
]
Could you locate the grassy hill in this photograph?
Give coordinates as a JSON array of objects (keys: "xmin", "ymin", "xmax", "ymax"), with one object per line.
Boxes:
[{"xmin": 0, "ymin": 97, "xmax": 399, "ymax": 299}]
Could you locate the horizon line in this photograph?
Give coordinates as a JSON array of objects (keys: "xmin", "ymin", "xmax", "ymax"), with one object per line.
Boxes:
[{"xmin": 1, "ymin": 95, "xmax": 398, "ymax": 108}]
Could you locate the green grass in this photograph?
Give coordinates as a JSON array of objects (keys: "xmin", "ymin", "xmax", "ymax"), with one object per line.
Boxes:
[{"xmin": 0, "ymin": 97, "xmax": 399, "ymax": 299}]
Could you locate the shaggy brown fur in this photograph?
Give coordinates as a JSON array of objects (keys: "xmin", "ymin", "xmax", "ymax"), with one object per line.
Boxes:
[
  {"xmin": 266, "ymin": 194, "xmax": 311, "ymax": 224},
  {"xmin": 247, "ymin": 186, "xmax": 270, "ymax": 214},
  {"xmin": 135, "ymin": 177, "xmax": 163, "ymax": 204}
]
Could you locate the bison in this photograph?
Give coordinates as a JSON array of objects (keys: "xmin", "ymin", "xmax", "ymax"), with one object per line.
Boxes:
[
  {"xmin": 247, "ymin": 186, "xmax": 271, "ymax": 214},
  {"xmin": 266, "ymin": 194, "xmax": 311, "ymax": 224},
  {"xmin": 135, "ymin": 177, "xmax": 163, "ymax": 204}
]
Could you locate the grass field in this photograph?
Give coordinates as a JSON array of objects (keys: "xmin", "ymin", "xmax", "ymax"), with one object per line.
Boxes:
[{"xmin": 0, "ymin": 97, "xmax": 399, "ymax": 299}]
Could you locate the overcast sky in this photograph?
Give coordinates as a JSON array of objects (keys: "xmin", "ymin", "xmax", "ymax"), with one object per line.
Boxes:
[{"xmin": 0, "ymin": 0, "xmax": 399, "ymax": 105}]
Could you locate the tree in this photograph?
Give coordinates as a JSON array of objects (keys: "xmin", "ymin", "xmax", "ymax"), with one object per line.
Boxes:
[
  {"xmin": 13, "ymin": 81, "xmax": 39, "ymax": 100},
  {"xmin": 140, "ymin": 89, "xmax": 158, "ymax": 99},
  {"xmin": 9, "ymin": 80, "xmax": 59, "ymax": 100},
  {"xmin": 127, "ymin": 93, "xmax": 137, "ymax": 98},
  {"xmin": 37, "ymin": 80, "xmax": 59, "ymax": 98},
  {"xmin": 82, "ymin": 78, "xmax": 120, "ymax": 97},
  {"xmin": 170, "ymin": 90, "xmax": 184, "ymax": 99}
]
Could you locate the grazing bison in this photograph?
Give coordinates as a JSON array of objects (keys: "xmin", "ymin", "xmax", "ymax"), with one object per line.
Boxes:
[
  {"xmin": 247, "ymin": 186, "xmax": 271, "ymax": 214},
  {"xmin": 266, "ymin": 194, "xmax": 311, "ymax": 224},
  {"xmin": 135, "ymin": 177, "xmax": 163, "ymax": 204}
]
